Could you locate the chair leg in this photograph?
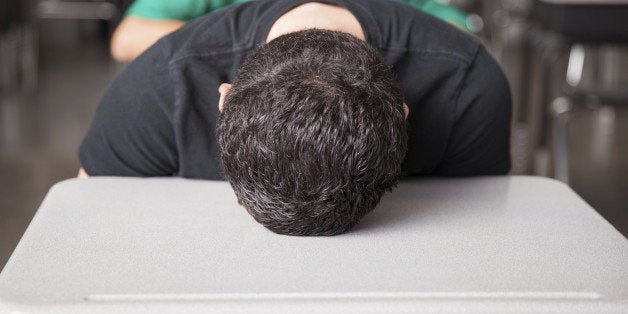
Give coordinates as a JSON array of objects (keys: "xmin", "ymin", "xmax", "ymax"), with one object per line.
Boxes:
[
  {"xmin": 550, "ymin": 97, "xmax": 573, "ymax": 184},
  {"xmin": 566, "ymin": 44, "xmax": 585, "ymax": 87}
]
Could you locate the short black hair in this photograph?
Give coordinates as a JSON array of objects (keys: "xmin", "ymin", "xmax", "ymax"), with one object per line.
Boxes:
[{"xmin": 216, "ymin": 29, "xmax": 407, "ymax": 236}]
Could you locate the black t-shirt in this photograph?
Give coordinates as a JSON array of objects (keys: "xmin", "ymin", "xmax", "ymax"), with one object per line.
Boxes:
[{"xmin": 79, "ymin": 0, "xmax": 512, "ymax": 180}]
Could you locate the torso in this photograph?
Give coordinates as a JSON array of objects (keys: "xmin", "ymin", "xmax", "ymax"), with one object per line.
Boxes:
[{"xmin": 80, "ymin": 0, "xmax": 511, "ymax": 179}]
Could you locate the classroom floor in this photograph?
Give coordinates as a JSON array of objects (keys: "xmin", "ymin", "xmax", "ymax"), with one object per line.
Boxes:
[
  {"xmin": 1, "ymin": 22, "xmax": 117, "ymax": 269},
  {"xmin": 1, "ymin": 21, "xmax": 627, "ymax": 270}
]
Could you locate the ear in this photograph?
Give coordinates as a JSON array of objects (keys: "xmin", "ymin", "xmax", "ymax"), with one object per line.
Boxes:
[
  {"xmin": 403, "ymin": 103, "xmax": 409, "ymax": 120},
  {"xmin": 218, "ymin": 83, "xmax": 233, "ymax": 112}
]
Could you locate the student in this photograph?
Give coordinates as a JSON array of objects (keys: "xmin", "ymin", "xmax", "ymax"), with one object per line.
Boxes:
[
  {"xmin": 80, "ymin": 0, "xmax": 512, "ymax": 236},
  {"xmin": 110, "ymin": 0, "xmax": 471, "ymax": 61}
]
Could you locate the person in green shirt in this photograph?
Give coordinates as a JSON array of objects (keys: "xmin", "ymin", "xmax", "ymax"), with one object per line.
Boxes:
[{"xmin": 110, "ymin": 0, "xmax": 472, "ymax": 62}]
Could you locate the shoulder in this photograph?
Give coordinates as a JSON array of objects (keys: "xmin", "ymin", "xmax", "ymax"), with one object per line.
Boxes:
[
  {"xmin": 454, "ymin": 45, "xmax": 511, "ymax": 122},
  {"xmin": 154, "ymin": 1, "xmax": 265, "ymax": 62},
  {"xmin": 349, "ymin": 0, "xmax": 479, "ymax": 63}
]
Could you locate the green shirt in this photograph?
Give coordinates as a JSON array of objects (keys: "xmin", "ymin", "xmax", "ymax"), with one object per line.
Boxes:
[
  {"xmin": 397, "ymin": 0, "xmax": 469, "ymax": 31},
  {"xmin": 127, "ymin": 0, "xmax": 471, "ymax": 31},
  {"xmin": 127, "ymin": 0, "xmax": 251, "ymax": 21}
]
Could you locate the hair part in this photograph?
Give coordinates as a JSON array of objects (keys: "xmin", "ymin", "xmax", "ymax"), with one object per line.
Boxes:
[{"xmin": 216, "ymin": 29, "xmax": 407, "ymax": 236}]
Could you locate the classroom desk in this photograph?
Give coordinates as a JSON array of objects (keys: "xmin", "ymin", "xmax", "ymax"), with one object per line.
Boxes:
[
  {"xmin": 517, "ymin": 0, "xmax": 628, "ymax": 168},
  {"xmin": 533, "ymin": 0, "xmax": 628, "ymax": 43},
  {"xmin": 0, "ymin": 176, "xmax": 626, "ymax": 313}
]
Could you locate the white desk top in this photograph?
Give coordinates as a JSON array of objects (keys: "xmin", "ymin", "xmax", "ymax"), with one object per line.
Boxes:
[
  {"xmin": 0, "ymin": 176, "xmax": 626, "ymax": 313},
  {"xmin": 538, "ymin": 0, "xmax": 628, "ymax": 4}
]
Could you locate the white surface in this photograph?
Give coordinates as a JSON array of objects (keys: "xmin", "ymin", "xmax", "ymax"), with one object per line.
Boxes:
[
  {"xmin": 0, "ymin": 176, "xmax": 626, "ymax": 313},
  {"xmin": 538, "ymin": 0, "xmax": 628, "ymax": 5}
]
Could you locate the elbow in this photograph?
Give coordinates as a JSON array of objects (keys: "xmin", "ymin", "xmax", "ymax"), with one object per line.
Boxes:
[
  {"xmin": 109, "ymin": 16, "xmax": 184, "ymax": 62},
  {"xmin": 110, "ymin": 31, "xmax": 140, "ymax": 62},
  {"xmin": 78, "ymin": 168, "xmax": 90, "ymax": 178}
]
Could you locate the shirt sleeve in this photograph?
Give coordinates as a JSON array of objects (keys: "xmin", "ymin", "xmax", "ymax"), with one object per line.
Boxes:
[
  {"xmin": 79, "ymin": 44, "xmax": 178, "ymax": 177},
  {"xmin": 126, "ymin": 0, "xmax": 250, "ymax": 21},
  {"xmin": 435, "ymin": 45, "xmax": 512, "ymax": 175}
]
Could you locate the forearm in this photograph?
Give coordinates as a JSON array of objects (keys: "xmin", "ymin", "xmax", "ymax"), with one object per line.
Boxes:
[
  {"xmin": 110, "ymin": 15, "xmax": 185, "ymax": 62},
  {"xmin": 78, "ymin": 168, "xmax": 89, "ymax": 178}
]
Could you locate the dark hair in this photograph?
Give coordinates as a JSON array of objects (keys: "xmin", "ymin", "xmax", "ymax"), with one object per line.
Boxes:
[{"xmin": 216, "ymin": 29, "xmax": 407, "ymax": 236}]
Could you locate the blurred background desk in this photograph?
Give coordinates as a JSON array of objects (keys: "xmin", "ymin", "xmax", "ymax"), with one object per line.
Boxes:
[
  {"xmin": 0, "ymin": 177, "xmax": 626, "ymax": 313},
  {"xmin": 518, "ymin": 0, "xmax": 628, "ymax": 237}
]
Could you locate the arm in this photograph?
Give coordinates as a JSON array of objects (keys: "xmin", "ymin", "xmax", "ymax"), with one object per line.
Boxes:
[
  {"xmin": 109, "ymin": 0, "xmax": 235, "ymax": 62},
  {"xmin": 79, "ymin": 45, "xmax": 178, "ymax": 177},
  {"xmin": 78, "ymin": 168, "xmax": 89, "ymax": 178},
  {"xmin": 110, "ymin": 15, "xmax": 184, "ymax": 62},
  {"xmin": 435, "ymin": 45, "xmax": 512, "ymax": 175}
]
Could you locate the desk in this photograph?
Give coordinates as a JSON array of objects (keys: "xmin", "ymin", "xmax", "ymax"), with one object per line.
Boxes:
[
  {"xmin": 522, "ymin": 0, "xmax": 628, "ymax": 180},
  {"xmin": 0, "ymin": 177, "xmax": 626, "ymax": 313},
  {"xmin": 534, "ymin": 0, "xmax": 628, "ymax": 43}
]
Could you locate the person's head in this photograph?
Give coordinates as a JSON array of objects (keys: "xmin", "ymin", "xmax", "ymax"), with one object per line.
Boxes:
[{"xmin": 216, "ymin": 29, "xmax": 407, "ymax": 236}]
